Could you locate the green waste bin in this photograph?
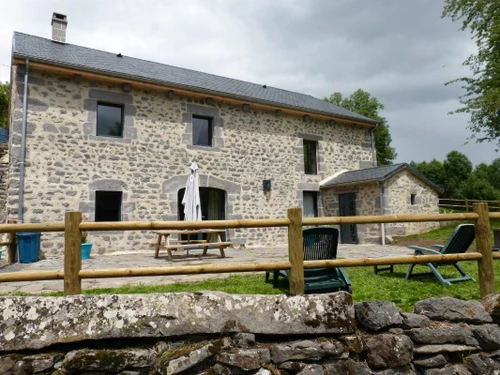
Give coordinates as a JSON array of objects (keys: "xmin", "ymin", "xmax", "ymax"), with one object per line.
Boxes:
[{"xmin": 17, "ymin": 232, "xmax": 41, "ymax": 263}]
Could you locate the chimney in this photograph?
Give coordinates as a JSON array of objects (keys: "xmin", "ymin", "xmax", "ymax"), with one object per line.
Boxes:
[{"xmin": 51, "ymin": 12, "xmax": 68, "ymax": 43}]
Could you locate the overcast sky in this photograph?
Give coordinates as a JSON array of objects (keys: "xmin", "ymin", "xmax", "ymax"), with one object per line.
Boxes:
[{"xmin": 0, "ymin": 0, "xmax": 496, "ymax": 167}]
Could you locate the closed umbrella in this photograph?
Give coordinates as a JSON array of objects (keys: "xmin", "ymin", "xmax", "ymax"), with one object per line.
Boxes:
[{"xmin": 182, "ymin": 162, "xmax": 202, "ymax": 221}]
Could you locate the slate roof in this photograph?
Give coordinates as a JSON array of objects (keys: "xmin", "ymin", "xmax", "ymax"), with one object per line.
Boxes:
[
  {"xmin": 321, "ymin": 163, "xmax": 443, "ymax": 192},
  {"xmin": 12, "ymin": 32, "xmax": 377, "ymax": 125}
]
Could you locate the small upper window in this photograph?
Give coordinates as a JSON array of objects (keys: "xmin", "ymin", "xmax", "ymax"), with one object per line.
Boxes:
[
  {"xmin": 193, "ymin": 116, "xmax": 213, "ymax": 146},
  {"xmin": 97, "ymin": 103, "xmax": 124, "ymax": 137},
  {"xmin": 411, "ymin": 193, "xmax": 417, "ymax": 205},
  {"xmin": 95, "ymin": 191, "xmax": 122, "ymax": 221},
  {"xmin": 303, "ymin": 140, "xmax": 317, "ymax": 175}
]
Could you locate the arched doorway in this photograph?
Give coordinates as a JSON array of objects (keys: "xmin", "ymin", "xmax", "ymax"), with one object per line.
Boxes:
[{"xmin": 178, "ymin": 187, "xmax": 227, "ymax": 240}]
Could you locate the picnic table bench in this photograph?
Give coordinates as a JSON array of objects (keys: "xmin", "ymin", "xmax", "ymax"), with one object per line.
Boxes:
[{"xmin": 152, "ymin": 229, "xmax": 233, "ymax": 261}]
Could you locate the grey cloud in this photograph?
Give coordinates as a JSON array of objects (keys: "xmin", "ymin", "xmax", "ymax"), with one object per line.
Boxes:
[{"xmin": 0, "ymin": 0, "xmax": 496, "ymax": 166}]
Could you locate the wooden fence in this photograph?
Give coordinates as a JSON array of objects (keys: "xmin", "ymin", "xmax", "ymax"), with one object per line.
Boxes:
[
  {"xmin": 439, "ymin": 198, "xmax": 500, "ymax": 212},
  {"xmin": 0, "ymin": 203, "xmax": 498, "ymax": 297}
]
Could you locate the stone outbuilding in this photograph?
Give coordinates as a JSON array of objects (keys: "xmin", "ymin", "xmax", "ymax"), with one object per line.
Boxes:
[{"xmin": 321, "ymin": 163, "xmax": 443, "ymax": 244}]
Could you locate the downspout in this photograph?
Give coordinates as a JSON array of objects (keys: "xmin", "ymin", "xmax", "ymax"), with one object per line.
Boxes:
[
  {"xmin": 370, "ymin": 123, "xmax": 379, "ymax": 167},
  {"xmin": 372, "ymin": 124, "xmax": 386, "ymax": 245},
  {"xmin": 378, "ymin": 181, "xmax": 386, "ymax": 246},
  {"xmin": 18, "ymin": 58, "xmax": 29, "ymax": 223}
]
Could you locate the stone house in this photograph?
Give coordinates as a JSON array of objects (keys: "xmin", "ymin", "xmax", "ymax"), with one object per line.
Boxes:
[
  {"xmin": 321, "ymin": 163, "xmax": 443, "ymax": 244},
  {"xmin": 6, "ymin": 14, "xmax": 440, "ymax": 256}
]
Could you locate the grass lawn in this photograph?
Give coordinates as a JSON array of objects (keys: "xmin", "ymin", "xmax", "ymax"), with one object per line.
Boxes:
[{"xmin": 28, "ymin": 258, "xmax": 498, "ymax": 312}]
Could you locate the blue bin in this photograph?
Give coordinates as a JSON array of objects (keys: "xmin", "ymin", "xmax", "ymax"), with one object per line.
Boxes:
[{"xmin": 17, "ymin": 232, "xmax": 41, "ymax": 263}]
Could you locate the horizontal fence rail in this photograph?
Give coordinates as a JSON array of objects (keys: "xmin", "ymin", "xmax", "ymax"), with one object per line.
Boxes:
[
  {"xmin": 0, "ymin": 254, "xmax": 483, "ymax": 282},
  {"xmin": 439, "ymin": 198, "xmax": 500, "ymax": 212},
  {"xmin": 0, "ymin": 203, "xmax": 498, "ymax": 297}
]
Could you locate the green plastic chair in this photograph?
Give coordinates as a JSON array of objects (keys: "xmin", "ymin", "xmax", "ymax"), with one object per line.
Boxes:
[
  {"xmin": 269, "ymin": 227, "xmax": 352, "ymax": 294},
  {"xmin": 405, "ymin": 224, "xmax": 476, "ymax": 285}
]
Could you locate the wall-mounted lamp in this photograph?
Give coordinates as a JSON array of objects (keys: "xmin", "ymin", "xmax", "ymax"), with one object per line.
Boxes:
[
  {"xmin": 242, "ymin": 103, "xmax": 250, "ymax": 112},
  {"xmin": 167, "ymin": 90, "xmax": 175, "ymax": 99},
  {"xmin": 329, "ymin": 119, "xmax": 337, "ymax": 126},
  {"xmin": 206, "ymin": 97, "xmax": 214, "ymax": 105},
  {"xmin": 275, "ymin": 110, "xmax": 282, "ymax": 117},
  {"xmin": 73, "ymin": 74, "xmax": 82, "ymax": 84},
  {"xmin": 303, "ymin": 115, "xmax": 311, "ymax": 122},
  {"xmin": 263, "ymin": 180, "xmax": 272, "ymax": 192}
]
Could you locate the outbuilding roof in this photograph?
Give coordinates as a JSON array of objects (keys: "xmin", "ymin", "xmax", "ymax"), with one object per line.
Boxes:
[
  {"xmin": 12, "ymin": 32, "xmax": 377, "ymax": 125},
  {"xmin": 321, "ymin": 163, "xmax": 443, "ymax": 192}
]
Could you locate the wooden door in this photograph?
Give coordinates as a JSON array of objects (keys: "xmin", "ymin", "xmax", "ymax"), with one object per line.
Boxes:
[{"xmin": 339, "ymin": 193, "xmax": 358, "ymax": 244}]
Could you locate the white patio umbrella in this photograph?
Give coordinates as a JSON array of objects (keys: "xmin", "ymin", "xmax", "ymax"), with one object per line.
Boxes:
[{"xmin": 181, "ymin": 162, "xmax": 202, "ymax": 221}]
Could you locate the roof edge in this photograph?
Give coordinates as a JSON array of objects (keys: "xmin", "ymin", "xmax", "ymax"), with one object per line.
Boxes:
[
  {"xmin": 13, "ymin": 56, "xmax": 377, "ymax": 127},
  {"xmin": 320, "ymin": 163, "xmax": 444, "ymax": 193},
  {"xmin": 11, "ymin": 32, "xmax": 378, "ymax": 126}
]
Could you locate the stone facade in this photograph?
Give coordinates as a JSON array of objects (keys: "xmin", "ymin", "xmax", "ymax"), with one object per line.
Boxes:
[
  {"xmin": 384, "ymin": 169, "xmax": 440, "ymax": 237},
  {"xmin": 322, "ymin": 169, "xmax": 440, "ymax": 243},
  {"xmin": 1, "ymin": 293, "xmax": 500, "ymax": 374},
  {"xmin": 7, "ymin": 66, "xmax": 374, "ymax": 256}
]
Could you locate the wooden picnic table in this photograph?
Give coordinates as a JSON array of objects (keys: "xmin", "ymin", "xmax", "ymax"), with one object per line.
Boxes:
[{"xmin": 152, "ymin": 229, "xmax": 233, "ymax": 261}]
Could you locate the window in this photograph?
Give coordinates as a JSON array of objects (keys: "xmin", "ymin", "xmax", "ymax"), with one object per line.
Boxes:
[
  {"xmin": 303, "ymin": 191, "xmax": 318, "ymax": 217},
  {"xmin": 192, "ymin": 116, "xmax": 213, "ymax": 146},
  {"xmin": 97, "ymin": 103, "xmax": 124, "ymax": 137},
  {"xmin": 303, "ymin": 140, "xmax": 317, "ymax": 175},
  {"xmin": 95, "ymin": 191, "xmax": 122, "ymax": 221},
  {"xmin": 411, "ymin": 193, "xmax": 417, "ymax": 205}
]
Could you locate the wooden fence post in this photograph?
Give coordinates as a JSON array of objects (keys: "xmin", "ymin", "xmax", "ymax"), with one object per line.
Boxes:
[
  {"xmin": 287, "ymin": 207, "xmax": 304, "ymax": 294},
  {"xmin": 465, "ymin": 199, "xmax": 469, "ymax": 212},
  {"xmin": 64, "ymin": 211, "xmax": 82, "ymax": 295},
  {"xmin": 473, "ymin": 203, "xmax": 496, "ymax": 297},
  {"xmin": 7, "ymin": 220, "xmax": 17, "ymax": 264}
]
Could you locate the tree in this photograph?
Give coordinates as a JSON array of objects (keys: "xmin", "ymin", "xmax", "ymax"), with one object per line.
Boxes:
[
  {"xmin": 459, "ymin": 175, "xmax": 499, "ymax": 200},
  {"xmin": 324, "ymin": 89, "xmax": 397, "ymax": 165},
  {"xmin": 487, "ymin": 158, "xmax": 500, "ymax": 190},
  {"xmin": 443, "ymin": 151, "xmax": 473, "ymax": 197},
  {"xmin": 0, "ymin": 82, "xmax": 8, "ymax": 129},
  {"xmin": 410, "ymin": 159, "xmax": 445, "ymax": 187},
  {"xmin": 442, "ymin": 1, "xmax": 500, "ymax": 145}
]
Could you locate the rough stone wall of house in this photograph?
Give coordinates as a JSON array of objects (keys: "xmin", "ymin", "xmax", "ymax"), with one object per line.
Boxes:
[
  {"xmin": 7, "ymin": 66, "xmax": 374, "ymax": 256},
  {"xmin": 322, "ymin": 183, "xmax": 381, "ymax": 243},
  {"xmin": 384, "ymin": 169, "xmax": 440, "ymax": 236}
]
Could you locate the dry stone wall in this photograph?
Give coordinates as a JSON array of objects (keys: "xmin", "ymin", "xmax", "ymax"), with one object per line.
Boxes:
[
  {"xmin": 7, "ymin": 66, "xmax": 374, "ymax": 256},
  {"xmin": 1, "ymin": 292, "xmax": 500, "ymax": 374}
]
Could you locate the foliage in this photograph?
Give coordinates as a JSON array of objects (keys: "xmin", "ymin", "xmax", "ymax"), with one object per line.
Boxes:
[
  {"xmin": 442, "ymin": 1, "xmax": 500, "ymax": 145},
  {"xmin": 324, "ymin": 89, "xmax": 397, "ymax": 165},
  {"xmin": 459, "ymin": 175, "xmax": 500, "ymax": 200},
  {"xmin": 410, "ymin": 151, "xmax": 500, "ymax": 200},
  {"xmin": 443, "ymin": 151, "xmax": 473, "ymax": 197},
  {"xmin": 485, "ymin": 158, "xmax": 500, "ymax": 190},
  {"xmin": 0, "ymin": 82, "xmax": 8, "ymax": 130},
  {"xmin": 81, "ymin": 231, "xmax": 88, "ymax": 244},
  {"xmin": 410, "ymin": 159, "xmax": 445, "ymax": 187},
  {"xmin": 81, "ymin": 214, "xmax": 89, "ymax": 243}
]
